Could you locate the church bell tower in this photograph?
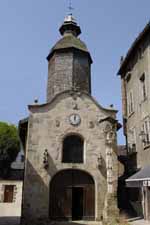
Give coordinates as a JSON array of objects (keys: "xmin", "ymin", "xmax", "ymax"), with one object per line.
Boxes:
[
  {"xmin": 21, "ymin": 12, "xmax": 119, "ymax": 225},
  {"xmin": 46, "ymin": 14, "xmax": 92, "ymax": 102}
]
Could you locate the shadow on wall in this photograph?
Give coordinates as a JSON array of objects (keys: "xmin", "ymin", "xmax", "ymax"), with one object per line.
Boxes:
[
  {"xmin": 22, "ymin": 153, "xmax": 58, "ymax": 220},
  {"xmin": 22, "ymin": 151, "xmax": 98, "ymax": 224},
  {"xmin": 22, "ymin": 152, "xmax": 82, "ymax": 223},
  {"xmin": 0, "ymin": 217, "xmax": 20, "ymax": 225}
]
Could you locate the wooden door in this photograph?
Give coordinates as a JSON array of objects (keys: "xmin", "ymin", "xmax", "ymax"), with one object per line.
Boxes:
[
  {"xmin": 50, "ymin": 170, "xmax": 95, "ymax": 221},
  {"xmin": 50, "ymin": 186, "xmax": 72, "ymax": 220},
  {"xmin": 84, "ymin": 185, "xmax": 95, "ymax": 220}
]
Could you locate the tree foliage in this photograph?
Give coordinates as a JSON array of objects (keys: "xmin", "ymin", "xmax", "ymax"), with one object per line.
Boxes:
[{"xmin": 0, "ymin": 122, "xmax": 20, "ymax": 172}]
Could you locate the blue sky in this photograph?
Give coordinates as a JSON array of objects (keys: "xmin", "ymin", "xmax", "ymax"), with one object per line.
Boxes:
[{"xmin": 0, "ymin": 0, "xmax": 150, "ymax": 144}]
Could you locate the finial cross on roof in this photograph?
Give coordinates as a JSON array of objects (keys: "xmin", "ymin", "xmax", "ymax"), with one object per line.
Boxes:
[{"xmin": 68, "ymin": 0, "xmax": 74, "ymax": 14}]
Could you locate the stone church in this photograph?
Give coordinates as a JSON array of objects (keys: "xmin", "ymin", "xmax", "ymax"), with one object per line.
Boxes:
[{"xmin": 20, "ymin": 14, "xmax": 121, "ymax": 224}]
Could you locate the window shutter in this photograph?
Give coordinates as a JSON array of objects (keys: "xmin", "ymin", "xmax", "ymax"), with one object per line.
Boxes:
[{"xmin": 4, "ymin": 185, "xmax": 14, "ymax": 203}]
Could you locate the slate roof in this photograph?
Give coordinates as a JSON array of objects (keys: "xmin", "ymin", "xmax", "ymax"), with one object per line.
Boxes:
[
  {"xmin": 52, "ymin": 34, "xmax": 88, "ymax": 53},
  {"xmin": 0, "ymin": 169, "xmax": 24, "ymax": 181},
  {"xmin": 126, "ymin": 166, "xmax": 150, "ymax": 181},
  {"xmin": 47, "ymin": 34, "xmax": 92, "ymax": 62},
  {"xmin": 118, "ymin": 22, "xmax": 150, "ymax": 76},
  {"xmin": 0, "ymin": 150, "xmax": 24, "ymax": 181}
]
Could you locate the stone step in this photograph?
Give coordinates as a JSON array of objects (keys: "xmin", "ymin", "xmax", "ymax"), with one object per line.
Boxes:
[{"xmin": 50, "ymin": 221, "xmax": 102, "ymax": 225}]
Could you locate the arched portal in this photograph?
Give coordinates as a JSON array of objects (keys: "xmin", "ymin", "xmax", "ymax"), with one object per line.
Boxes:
[{"xmin": 50, "ymin": 169, "xmax": 95, "ymax": 221}]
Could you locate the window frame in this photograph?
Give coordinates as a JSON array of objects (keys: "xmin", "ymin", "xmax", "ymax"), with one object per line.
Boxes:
[
  {"xmin": 3, "ymin": 185, "xmax": 15, "ymax": 203},
  {"xmin": 142, "ymin": 117, "xmax": 150, "ymax": 149},
  {"xmin": 127, "ymin": 127, "xmax": 136, "ymax": 153},
  {"xmin": 127, "ymin": 90, "xmax": 134, "ymax": 116},
  {"xmin": 139, "ymin": 73, "xmax": 147, "ymax": 102},
  {"xmin": 62, "ymin": 134, "xmax": 84, "ymax": 164}
]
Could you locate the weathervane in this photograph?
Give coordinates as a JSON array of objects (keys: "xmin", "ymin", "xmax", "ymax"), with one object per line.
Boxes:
[{"xmin": 68, "ymin": 0, "xmax": 74, "ymax": 15}]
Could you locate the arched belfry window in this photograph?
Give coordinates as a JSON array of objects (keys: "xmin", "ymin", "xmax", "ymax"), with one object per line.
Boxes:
[{"xmin": 62, "ymin": 135, "xmax": 84, "ymax": 163}]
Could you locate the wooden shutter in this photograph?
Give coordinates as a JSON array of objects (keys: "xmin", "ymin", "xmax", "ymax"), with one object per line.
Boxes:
[
  {"xmin": 83, "ymin": 185, "xmax": 95, "ymax": 220},
  {"xmin": 4, "ymin": 185, "xmax": 14, "ymax": 203}
]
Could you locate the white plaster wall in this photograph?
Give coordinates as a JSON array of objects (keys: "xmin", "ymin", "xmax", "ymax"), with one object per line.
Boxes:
[{"xmin": 0, "ymin": 180, "xmax": 23, "ymax": 219}]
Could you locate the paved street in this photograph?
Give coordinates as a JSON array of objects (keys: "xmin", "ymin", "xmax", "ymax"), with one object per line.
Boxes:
[{"xmin": 129, "ymin": 218, "xmax": 150, "ymax": 225}]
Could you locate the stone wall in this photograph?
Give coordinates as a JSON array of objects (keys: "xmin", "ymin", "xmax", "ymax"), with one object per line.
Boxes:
[
  {"xmin": 47, "ymin": 50, "xmax": 91, "ymax": 102},
  {"xmin": 22, "ymin": 91, "xmax": 119, "ymax": 223},
  {"xmin": 121, "ymin": 42, "xmax": 150, "ymax": 168}
]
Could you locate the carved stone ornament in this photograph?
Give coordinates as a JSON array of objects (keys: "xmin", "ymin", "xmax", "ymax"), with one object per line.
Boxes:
[
  {"xmin": 104, "ymin": 124, "xmax": 112, "ymax": 133},
  {"xmin": 56, "ymin": 120, "xmax": 60, "ymax": 127},
  {"xmin": 72, "ymin": 102, "xmax": 78, "ymax": 110},
  {"xmin": 70, "ymin": 88, "xmax": 82, "ymax": 100},
  {"xmin": 88, "ymin": 121, "xmax": 95, "ymax": 129},
  {"xmin": 104, "ymin": 123, "xmax": 116, "ymax": 144},
  {"xmin": 70, "ymin": 88, "xmax": 78, "ymax": 100}
]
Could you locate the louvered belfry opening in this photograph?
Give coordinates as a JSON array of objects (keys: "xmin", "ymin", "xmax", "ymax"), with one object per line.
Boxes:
[{"xmin": 50, "ymin": 169, "xmax": 95, "ymax": 221}]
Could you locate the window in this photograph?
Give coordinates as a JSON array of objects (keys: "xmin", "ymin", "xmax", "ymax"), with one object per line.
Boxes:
[
  {"xmin": 142, "ymin": 117, "xmax": 150, "ymax": 147},
  {"xmin": 140, "ymin": 73, "xmax": 147, "ymax": 101},
  {"xmin": 127, "ymin": 91, "xmax": 134, "ymax": 116},
  {"xmin": 4, "ymin": 185, "xmax": 15, "ymax": 203},
  {"xmin": 62, "ymin": 135, "xmax": 84, "ymax": 163},
  {"xmin": 127, "ymin": 128, "xmax": 136, "ymax": 153}
]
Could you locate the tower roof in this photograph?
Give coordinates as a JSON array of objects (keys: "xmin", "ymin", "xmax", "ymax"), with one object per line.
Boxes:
[
  {"xmin": 118, "ymin": 22, "xmax": 150, "ymax": 76},
  {"xmin": 59, "ymin": 14, "xmax": 81, "ymax": 37},
  {"xmin": 47, "ymin": 14, "xmax": 92, "ymax": 63}
]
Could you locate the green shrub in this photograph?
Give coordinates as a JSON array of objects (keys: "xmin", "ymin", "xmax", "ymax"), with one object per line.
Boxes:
[{"xmin": 0, "ymin": 121, "xmax": 20, "ymax": 175}]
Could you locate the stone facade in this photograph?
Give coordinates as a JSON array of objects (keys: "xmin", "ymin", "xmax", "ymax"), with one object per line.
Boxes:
[
  {"xmin": 21, "ymin": 14, "xmax": 120, "ymax": 224},
  {"xmin": 118, "ymin": 23, "xmax": 150, "ymax": 169},
  {"xmin": 47, "ymin": 50, "xmax": 91, "ymax": 102},
  {"xmin": 118, "ymin": 23, "xmax": 150, "ymax": 221},
  {"xmin": 22, "ymin": 92, "xmax": 119, "ymax": 223}
]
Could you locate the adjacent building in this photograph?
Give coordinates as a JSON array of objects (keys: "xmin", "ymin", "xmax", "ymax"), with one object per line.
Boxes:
[
  {"xmin": 0, "ymin": 151, "xmax": 24, "ymax": 225},
  {"xmin": 118, "ymin": 22, "xmax": 150, "ymax": 220}
]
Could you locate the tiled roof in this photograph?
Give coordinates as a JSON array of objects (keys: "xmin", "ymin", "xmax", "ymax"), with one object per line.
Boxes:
[{"xmin": 126, "ymin": 166, "xmax": 150, "ymax": 181}]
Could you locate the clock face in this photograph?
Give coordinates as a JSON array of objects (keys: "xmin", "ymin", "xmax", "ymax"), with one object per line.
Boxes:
[{"xmin": 69, "ymin": 114, "xmax": 81, "ymax": 126}]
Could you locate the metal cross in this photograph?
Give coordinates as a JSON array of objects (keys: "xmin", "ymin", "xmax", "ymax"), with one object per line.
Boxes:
[{"xmin": 68, "ymin": 0, "xmax": 74, "ymax": 14}]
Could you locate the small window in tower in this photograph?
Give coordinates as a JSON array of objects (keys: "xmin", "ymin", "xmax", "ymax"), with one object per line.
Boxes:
[
  {"xmin": 62, "ymin": 135, "xmax": 84, "ymax": 163},
  {"xmin": 140, "ymin": 73, "xmax": 147, "ymax": 101},
  {"xmin": 3, "ymin": 185, "xmax": 15, "ymax": 203}
]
